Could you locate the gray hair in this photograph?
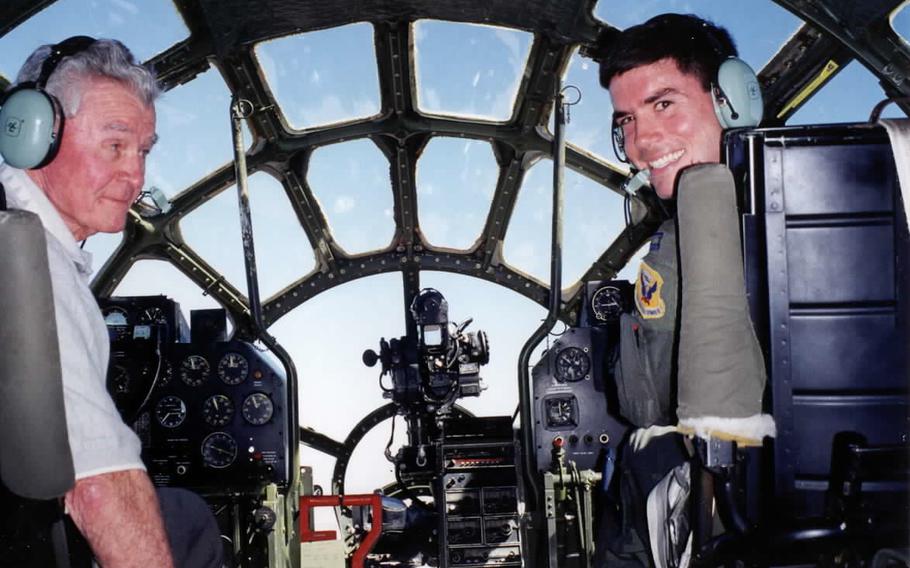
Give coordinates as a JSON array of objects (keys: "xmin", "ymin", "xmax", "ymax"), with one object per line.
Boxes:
[{"xmin": 13, "ymin": 38, "xmax": 160, "ymax": 117}]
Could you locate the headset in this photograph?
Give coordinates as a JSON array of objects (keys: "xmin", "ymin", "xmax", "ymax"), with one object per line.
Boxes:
[{"xmin": 0, "ymin": 36, "xmax": 97, "ymax": 170}]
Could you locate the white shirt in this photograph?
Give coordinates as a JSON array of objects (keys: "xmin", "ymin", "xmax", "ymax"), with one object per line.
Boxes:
[{"xmin": 0, "ymin": 163, "xmax": 145, "ymax": 479}]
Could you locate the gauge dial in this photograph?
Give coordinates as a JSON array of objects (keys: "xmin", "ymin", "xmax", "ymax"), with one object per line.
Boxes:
[
  {"xmin": 545, "ymin": 396, "xmax": 577, "ymax": 428},
  {"xmin": 102, "ymin": 306, "xmax": 129, "ymax": 327},
  {"xmin": 202, "ymin": 395, "xmax": 234, "ymax": 427},
  {"xmin": 201, "ymin": 432, "xmax": 237, "ymax": 469},
  {"xmin": 554, "ymin": 347, "xmax": 591, "ymax": 383},
  {"xmin": 591, "ymin": 285, "xmax": 624, "ymax": 322},
  {"xmin": 180, "ymin": 355, "xmax": 210, "ymax": 387},
  {"xmin": 241, "ymin": 393, "xmax": 274, "ymax": 426},
  {"xmin": 138, "ymin": 306, "xmax": 168, "ymax": 325},
  {"xmin": 218, "ymin": 353, "xmax": 249, "ymax": 385},
  {"xmin": 155, "ymin": 395, "xmax": 187, "ymax": 428}
]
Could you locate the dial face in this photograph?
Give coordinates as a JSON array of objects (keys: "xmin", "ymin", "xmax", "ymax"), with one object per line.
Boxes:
[
  {"xmin": 202, "ymin": 395, "xmax": 235, "ymax": 427},
  {"xmin": 102, "ymin": 306, "xmax": 129, "ymax": 327},
  {"xmin": 155, "ymin": 395, "xmax": 187, "ymax": 428},
  {"xmin": 241, "ymin": 393, "xmax": 274, "ymax": 426},
  {"xmin": 201, "ymin": 432, "xmax": 237, "ymax": 469},
  {"xmin": 554, "ymin": 347, "xmax": 590, "ymax": 383},
  {"xmin": 545, "ymin": 396, "xmax": 577, "ymax": 428},
  {"xmin": 138, "ymin": 306, "xmax": 168, "ymax": 325},
  {"xmin": 180, "ymin": 355, "xmax": 210, "ymax": 387},
  {"xmin": 591, "ymin": 286, "xmax": 624, "ymax": 322},
  {"xmin": 218, "ymin": 353, "xmax": 249, "ymax": 385},
  {"xmin": 141, "ymin": 359, "xmax": 172, "ymax": 388}
]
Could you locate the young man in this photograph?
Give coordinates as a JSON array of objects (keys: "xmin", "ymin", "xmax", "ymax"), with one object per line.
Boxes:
[
  {"xmin": 1, "ymin": 38, "xmax": 222, "ymax": 567},
  {"xmin": 595, "ymin": 13, "xmax": 754, "ymax": 565}
]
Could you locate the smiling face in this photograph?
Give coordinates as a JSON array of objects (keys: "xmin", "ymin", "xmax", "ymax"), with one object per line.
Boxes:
[
  {"xmin": 609, "ymin": 58, "xmax": 723, "ymax": 199},
  {"xmin": 28, "ymin": 76, "xmax": 157, "ymax": 241}
]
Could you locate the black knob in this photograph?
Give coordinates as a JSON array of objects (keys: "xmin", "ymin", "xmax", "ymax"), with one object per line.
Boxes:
[{"xmin": 362, "ymin": 349, "xmax": 379, "ymax": 367}]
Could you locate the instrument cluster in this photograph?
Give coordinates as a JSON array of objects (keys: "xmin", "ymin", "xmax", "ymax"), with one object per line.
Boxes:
[
  {"xmin": 100, "ymin": 296, "xmax": 289, "ymax": 494},
  {"xmin": 138, "ymin": 341, "xmax": 289, "ymax": 493}
]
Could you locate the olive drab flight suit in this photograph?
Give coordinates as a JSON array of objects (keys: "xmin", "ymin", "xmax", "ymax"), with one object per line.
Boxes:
[{"xmin": 615, "ymin": 217, "xmax": 678, "ymax": 428}]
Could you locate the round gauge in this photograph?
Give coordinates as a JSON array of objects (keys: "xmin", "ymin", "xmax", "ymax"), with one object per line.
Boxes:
[
  {"xmin": 554, "ymin": 347, "xmax": 591, "ymax": 382},
  {"xmin": 154, "ymin": 395, "xmax": 187, "ymax": 428},
  {"xmin": 108, "ymin": 364, "xmax": 131, "ymax": 394},
  {"xmin": 202, "ymin": 395, "xmax": 235, "ymax": 427},
  {"xmin": 102, "ymin": 306, "xmax": 129, "ymax": 327},
  {"xmin": 141, "ymin": 359, "xmax": 173, "ymax": 388},
  {"xmin": 591, "ymin": 286, "xmax": 624, "ymax": 322},
  {"xmin": 138, "ymin": 306, "xmax": 168, "ymax": 326},
  {"xmin": 180, "ymin": 355, "xmax": 210, "ymax": 387},
  {"xmin": 217, "ymin": 353, "xmax": 249, "ymax": 385},
  {"xmin": 546, "ymin": 397, "xmax": 577, "ymax": 428},
  {"xmin": 201, "ymin": 432, "xmax": 237, "ymax": 469},
  {"xmin": 241, "ymin": 393, "xmax": 274, "ymax": 426}
]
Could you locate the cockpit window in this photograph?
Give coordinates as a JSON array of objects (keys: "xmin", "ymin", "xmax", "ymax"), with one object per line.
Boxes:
[
  {"xmin": 0, "ymin": 0, "xmax": 188, "ymax": 81},
  {"xmin": 179, "ymin": 173, "xmax": 317, "ymax": 301},
  {"xmin": 503, "ymin": 158, "xmax": 629, "ymax": 287},
  {"xmin": 149, "ymin": 69, "xmax": 252, "ymax": 198},
  {"xmin": 787, "ymin": 61, "xmax": 904, "ymax": 124},
  {"xmin": 562, "ymin": 47, "xmax": 622, "ymax": 165},
  {"xmin": 307, "ymin": 139, "xmax": 396, "ymax": 254},
  {"xmin": 413, "ymin": 20, "xmax": 533, "ymax": 122},
  {"xmin": 417, "ymin": 137, "xmax": 498, "ymax": 249},
  {"xmin": 893, "ymin": 2, "xmax": 910, "ymax": 43},
  {"xmin": 593, "ymin": 0, "xmax": 801, "ymax": 72},
  {"xmin": 254, "ymin": 23, "xmax": 381, "ymax": 130}
]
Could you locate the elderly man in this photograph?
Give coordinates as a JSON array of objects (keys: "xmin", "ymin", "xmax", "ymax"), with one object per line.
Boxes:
[{"xmin": 0, "ymin": 38, "xmax": 222, "ymax": 567}]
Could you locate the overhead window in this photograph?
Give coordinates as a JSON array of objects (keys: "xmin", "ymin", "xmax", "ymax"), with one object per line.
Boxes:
[
  {"xmin": 787, "ymin": 61, "xmax": 904, "ymax": 124},
  {"xmin": 307, "ymin": 139, "xmax": 396, "ymax": 254},
  {"xmin": 892, "ymin": 2, "xmax": 910, "ymax": 43},
  {"xmin": 255, "ymin": 23, "xmax": 381, "ymax": 130},
  {"xmin": 0, "ymin": 0, "xmax": 188, "ymax": 81},
  {"xmin": 413, "ymin": 20, "xmax": 533, "ymax": 121},
  {"xmin": 417, "ymin": 137, "xmax": 498, "ymax": 250}
]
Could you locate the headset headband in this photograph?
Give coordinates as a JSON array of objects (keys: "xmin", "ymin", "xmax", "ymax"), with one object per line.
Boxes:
[{"xmin": 36, "ymin": 36, "xmax": 97, "ymax": 89}]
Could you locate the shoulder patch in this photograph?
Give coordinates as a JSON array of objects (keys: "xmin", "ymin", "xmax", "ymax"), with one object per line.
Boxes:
[{"xmin": 635, "ymin": 260, "xmax": 666, "ymax": 319}]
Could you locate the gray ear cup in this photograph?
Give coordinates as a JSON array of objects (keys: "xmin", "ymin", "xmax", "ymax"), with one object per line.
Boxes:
[
  {"xmin": 712, "ymin": 57, "xmax": 763, "ymax": 129},
  {"xmin": 0, "ymin": 87, "xmax": 63, "ymax": 169}
]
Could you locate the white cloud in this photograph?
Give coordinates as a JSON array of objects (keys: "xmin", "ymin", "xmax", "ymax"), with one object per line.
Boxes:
[
  {"xmin": 422, "ymin": 87, "xmax": 442, "ymax": 111},
  {"xmin": 310, "ymin": 69, "xmax": 321, "ymax": 86},
  {"xmin": 472, "ymin": 71, "xmax": 481, "ymax": 88},
  {"xmin": 107, "ymin": 0, "xmax": 138, "ymax": 14},
  {"xmin": 107, "ymin": 12, "xmax": 125, "ymax": 26},
  {"xmin": 334, "ymin": 196, "xmax": 356, "ymax": 213}
]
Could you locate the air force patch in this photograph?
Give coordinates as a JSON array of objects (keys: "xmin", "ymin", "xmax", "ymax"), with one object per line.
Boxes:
[{"xmin": 635, "ymin": 260, "xmax": 666, "ymax": 319}]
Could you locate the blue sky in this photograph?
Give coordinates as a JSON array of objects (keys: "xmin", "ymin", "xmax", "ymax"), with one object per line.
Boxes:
[{"xmin": 2, "ymin": 0, "xmax": 907, "ymax": 504}]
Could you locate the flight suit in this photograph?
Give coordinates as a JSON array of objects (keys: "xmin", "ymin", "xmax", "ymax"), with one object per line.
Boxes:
[{"xmin": 615, "ymin": 217, "xmax": 678, "ymax": 428}]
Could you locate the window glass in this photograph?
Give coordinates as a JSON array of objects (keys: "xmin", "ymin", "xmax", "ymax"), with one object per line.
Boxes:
[
  {"xmin": 255, "ymin": 23, "xmax": 381, "ymax": 130},
  {"xmin": 892, "ymin": 2, "xmax": 910, "ymax": 42},
  {"xmin": 149, "ymin": 69, "xmax": 253, "ymax": 199},
  {"xmin": 417, "ymin": 137, "xmax": 498, "ymax": 249},
  {"xmin": 788, "ymin": 61, "xmax": 905, "ymax": 124},
  {"xmin": 414, "ymin": 20, "xmax": 533, "ymax": 121},
  {"xmin": 562, "ymin": 48, "xmax": 623, "ymax": 165},
  {"xmin": 503, "ymin": 159, "xmax": 629, "ymax": 286},
  {"xmin": 85, "ymin": 231, "xmax": 125, "ymax": 275},
  {"xmin": 180, "ymin": 172, "xmax": 316, "ymax": 301},
  {"xmin": 0, "ymin": 0, "xmax": 188, "ymax": 81},
  {"xmin": 307, "ymin": 139, "xmax": 396, "ymax": 254}
]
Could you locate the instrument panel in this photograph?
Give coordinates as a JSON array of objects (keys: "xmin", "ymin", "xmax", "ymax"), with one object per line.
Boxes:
[{"xmin": 100, "ymin": 296, "xmax": 290, "ymax": 494}]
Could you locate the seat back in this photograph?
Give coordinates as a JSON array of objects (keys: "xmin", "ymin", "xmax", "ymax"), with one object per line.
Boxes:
[{"xmin": 725, "ymin": 122, "xmax": 910, "ymax": 519}]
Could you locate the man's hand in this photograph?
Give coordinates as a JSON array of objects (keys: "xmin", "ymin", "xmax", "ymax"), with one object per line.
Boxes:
[{"xmin": 65, "ymin": 469, "xmax": 174, "ymax": 568}]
